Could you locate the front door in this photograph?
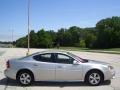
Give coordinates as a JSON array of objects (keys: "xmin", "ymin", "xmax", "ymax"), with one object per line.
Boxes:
[{"xmin": 55, "ymin": 53, "xmax": 83, "ymax": 81}]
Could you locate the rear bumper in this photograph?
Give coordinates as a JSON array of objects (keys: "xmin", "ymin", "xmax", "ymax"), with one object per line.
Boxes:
[{"xmin": 4, "ymin": 69, "xmax": 16, "ymax": 80}]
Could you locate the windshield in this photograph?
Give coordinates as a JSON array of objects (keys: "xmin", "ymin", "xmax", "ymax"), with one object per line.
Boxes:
[
  {"xmin": 67, "ymin": 52, "xmax": 88, "ymax": 63},
  {"xmin": 67, "ymin": 52, "xmax": 83, "ymax": 61}
]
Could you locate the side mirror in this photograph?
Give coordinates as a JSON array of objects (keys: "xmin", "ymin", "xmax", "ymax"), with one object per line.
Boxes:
[{"xmin": 73, "ymin": 60, "xmax": 79, "ymax": 65}]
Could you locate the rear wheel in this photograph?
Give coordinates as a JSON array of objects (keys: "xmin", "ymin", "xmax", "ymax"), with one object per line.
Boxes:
[
  {"xmin": 17, "ymin": 71, "xmax": 34, "ymax": 86},
  {"xmin": 86, "ymin": 71, "xmax": 103, "ymax": 86}
]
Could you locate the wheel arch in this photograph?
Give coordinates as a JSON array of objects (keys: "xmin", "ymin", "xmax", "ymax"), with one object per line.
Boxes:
[
  {"xmin": 16, "ymin": 68, "xmax": 34, "ymax": 80},
  {"xmin": 84, "ymin": 69, "xmax": 104, "ymax": 81}
]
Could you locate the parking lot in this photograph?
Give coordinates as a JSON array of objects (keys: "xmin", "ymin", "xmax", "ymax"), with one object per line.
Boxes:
[{"xmin": 0, "ymin": 48, "xmax": 120, "ymax": 90}]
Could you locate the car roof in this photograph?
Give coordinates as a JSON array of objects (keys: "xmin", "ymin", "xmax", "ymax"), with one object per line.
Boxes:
[
  {"xmin": 18, "ymin": 50, "xmax": 70, "ymax": 60},
  {"xmin": 39, "ymin": 50, "xmax": 69, "ymax": 54}
]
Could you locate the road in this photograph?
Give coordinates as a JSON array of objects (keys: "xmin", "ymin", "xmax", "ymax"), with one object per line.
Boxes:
[{"xmin": 0, "ymin": 48, "xmax": 120, "ymax": 90}]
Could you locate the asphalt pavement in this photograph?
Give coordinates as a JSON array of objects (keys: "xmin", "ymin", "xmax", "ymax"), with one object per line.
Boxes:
[{"xmin": 0, "ymin": 48, "xmax": 120, "ymax": 90}]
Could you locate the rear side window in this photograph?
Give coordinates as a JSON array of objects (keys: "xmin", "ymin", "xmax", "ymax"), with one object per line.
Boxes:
[{"xmin": 33, "ymin": 53, "xmax": 53, "ymax": 63}]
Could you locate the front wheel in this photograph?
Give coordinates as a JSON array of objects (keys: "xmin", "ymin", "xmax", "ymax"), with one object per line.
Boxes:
[
  {"xmin": 17, "ymin": 71, "xmax": 34, "ymax": 86},
  {"xmin": 86, "ymin": 71, "xmax": 103, "ymax": 86}
]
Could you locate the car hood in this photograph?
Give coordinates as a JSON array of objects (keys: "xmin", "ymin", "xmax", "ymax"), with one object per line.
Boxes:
[{"xmin": 85, "ymin": 59, "xmax": 110, "ymax": 66}]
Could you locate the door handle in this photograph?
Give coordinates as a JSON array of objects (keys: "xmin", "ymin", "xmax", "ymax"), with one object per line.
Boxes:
[
  {"xmin": 57, "ymin": 66, "xmax": 65, "ymax": 68},
  {"xmin": 57, "ymin": 66, "xmax": 63, "ymax": 68},
  {"xmin": 33, "ymin": 64, "xmax": 38, "ymax": 66}
]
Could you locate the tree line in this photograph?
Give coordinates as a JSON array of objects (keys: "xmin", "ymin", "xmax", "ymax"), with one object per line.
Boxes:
[{"xmin": 16, "ymin": 16, "xmax": 120, "ymax": 49}]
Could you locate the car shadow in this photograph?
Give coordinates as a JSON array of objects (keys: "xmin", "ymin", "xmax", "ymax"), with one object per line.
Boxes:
[{"xmin": 0, "ymin": 78, "xmax": 111, "ymax": 87}]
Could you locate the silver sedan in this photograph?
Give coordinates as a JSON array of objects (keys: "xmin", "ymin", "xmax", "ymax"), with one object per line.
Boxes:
[{"xmin": 4, "ymin": 50, "xmax": 115, "ymax": 86}]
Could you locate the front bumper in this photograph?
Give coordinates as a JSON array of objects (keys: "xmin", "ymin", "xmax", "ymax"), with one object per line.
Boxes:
[
  {"xmin": 104, "ymin": 69, "xmax": 115, "ymax": 80},
  {"xmin": 4, "ymin": 69, "xmax": 16, "ymax": 80}
]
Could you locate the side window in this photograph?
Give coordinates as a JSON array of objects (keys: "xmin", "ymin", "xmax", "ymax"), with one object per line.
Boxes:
[
  {"xmin": 41, "ymin": 54, "xmax": 51, "ymax": 59},
  {"xmin": 56, "ymin": 54, "xmax": 74, "ymax": 64},
  {"xmin": 33, "ymin": 53, "xmax": 53, "ymax": 63}
]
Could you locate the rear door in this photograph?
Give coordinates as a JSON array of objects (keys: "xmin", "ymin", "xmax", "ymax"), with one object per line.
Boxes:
[
  {"xmin": 33, "ymin": 53, "xmax": 56, "ymax": 81},
  {"xmin": 55, "ymin": 53, "xmax": 83, "ymax": 81}
]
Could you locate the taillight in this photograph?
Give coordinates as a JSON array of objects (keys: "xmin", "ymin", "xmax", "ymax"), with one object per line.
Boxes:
[{"xmin": 6, "ymin": 61, "xmax": 10, "ymax": 68}]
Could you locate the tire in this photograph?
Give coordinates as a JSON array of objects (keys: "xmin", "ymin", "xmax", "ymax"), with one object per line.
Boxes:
[
  {"xmin": 17, "ymin": 71, "xmax": 34, "ymax": 86},
  {"xmin": 85, "ymin": 70, "xmax": 103, "ymax": 86}
]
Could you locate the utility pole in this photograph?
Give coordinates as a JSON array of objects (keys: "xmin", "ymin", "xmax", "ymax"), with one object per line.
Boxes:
[
  {"xmin": 12, "ymin": 29, "xmax": 13, "ymax": 48},
  {"xmin": 27, "ymin": 0, "xmax": 30, "ymax": 55}
]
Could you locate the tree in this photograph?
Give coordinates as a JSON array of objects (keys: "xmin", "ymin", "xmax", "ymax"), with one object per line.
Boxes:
[
  {"xmin": 37, "ymin": 29, "xmax": 53, "ymax": 48},
  {"xmin": 30, "ymin": 30, "xmax": 38, "ymax": 48},
  {"xmin": 46, "ymin": 30, "xmax": 56, "ymax": 47},
  {"xmin": 68, "ymin": 26, "xmax": 81, "ymax": 46},
  {"xmin": 96, "ymin": 16, "xmax": 120, "ymax": 48},
  {"xmin": 79, "ymin": 39, "xmax": 86, "ymax": 48},
  {"xmin": 56, "ymin": 28, "xmax": 66, "ymax": 46},
  {"xmin": 15, "ymin": 16, "xmax": 120, "ymax": 49},
  {"xmin": 16, "ymin": 37, "xmax": 27, "ymax": 48}
]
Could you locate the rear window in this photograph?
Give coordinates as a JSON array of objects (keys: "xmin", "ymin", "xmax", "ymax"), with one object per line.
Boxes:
[
  {"xmin": 18, "ymin": 52, "xmax": 39, "ymax": 60},
  {"xmin": 33, "ymin": 53, "xmax": 53, "ymax": 63}
]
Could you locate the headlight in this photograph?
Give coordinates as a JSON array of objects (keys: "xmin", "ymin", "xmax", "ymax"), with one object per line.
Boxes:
[{"xmin": 108, "ymin": 66, "xmax": 114, "ymax": 70}]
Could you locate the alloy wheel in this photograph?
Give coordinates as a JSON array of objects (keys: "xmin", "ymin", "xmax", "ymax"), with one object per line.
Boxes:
[
  {"xmin": 89, "ymin": 73, "xmax": 101, "ymax": 85},
  {"xmin": 19, "ymin": 73, "xmax": 31, "ymax": 85}
]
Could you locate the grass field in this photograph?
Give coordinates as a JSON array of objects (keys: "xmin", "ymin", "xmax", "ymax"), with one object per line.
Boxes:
[
  {"xmin": 99, "ymin": 48, "xmax": 120, "ymax": 51},
  {"xmin": 58, "ymin": 47, "xmax": 89, "ymax": 51},
  {"xmin": 54, "ymin": 47, "xmax": 120, "ymax": 54},
  {"xmin": 58, "ymin": 47, "xmax": 120, "ymax": 51}
]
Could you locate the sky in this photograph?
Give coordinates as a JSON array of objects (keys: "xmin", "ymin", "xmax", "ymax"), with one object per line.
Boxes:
[{"xmin": 0, "ymin": 0, "xmax": 120, "ymax": 41}]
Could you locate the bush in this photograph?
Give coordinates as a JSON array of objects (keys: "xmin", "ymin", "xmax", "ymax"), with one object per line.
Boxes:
[{"xmin": 79, "ymin": 39, "xmax": 86, "ymax": 48}]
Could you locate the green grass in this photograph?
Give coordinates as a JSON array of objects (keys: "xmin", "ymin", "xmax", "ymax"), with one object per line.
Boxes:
[
  {"xmin": 57, "ymin": 47, "xmax": 120, "ymax": 51},
  {"xmin": 58, "ymin": 47, "xmax": 89, "ymax": 51},
  {"xmin": 98, "ymin": 48, "xmax": 120, "ymax": 51},
  {"xmin": 53, "ymin": 47, "xmax": 120, "ymax": 54}
]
